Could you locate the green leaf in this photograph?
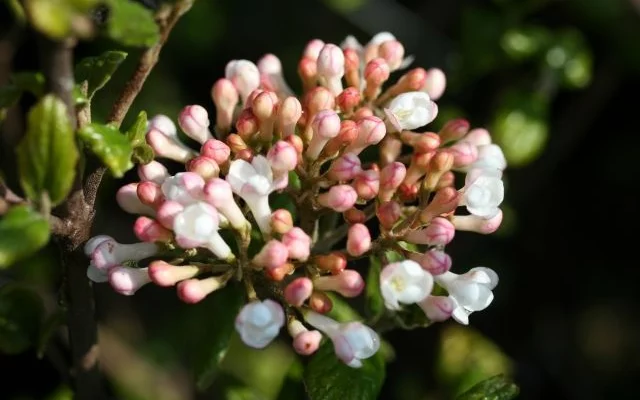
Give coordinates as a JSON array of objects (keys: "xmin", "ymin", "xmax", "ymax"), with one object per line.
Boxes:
[
  {"xmin": 456, "ymin": 374, "xmax": 519, "ymax": 400},
  {"xmin": 25, "ymin": 0, "xmax": 98, "ymax": 39},
  {"xmin": 326, "ymin": 293, "xmax": 362, "ymax": 323},
  {"xmin": 12, "ymin": 72, "xmax": 46, "ymax": 97},
  {"xmin": 78, "ymin": 123, "xmax": 134, "ymax": 177},
  {"xmin": 365, "ymin": 255, "xmax": 384, "ymax": 321},
  {"xmin": 72, "ymin": 85, "xmax": 89, "ymax": 105},
  {"xmin": 195, "ymin": 283, "xmax": 246, "ymax": 391},
  {"xmin": 393, "ymin": 303, "xmax": 431, "ymax": 330},
  {"xmin": 125, "ymin": 110, "xmax": 148, "ymax": 147},
  {"xmin": 131, "ymin": 144, "xmax": 155, "ymax": 164},
  {"xmin": 304, "ymin": 340, "xmax": 386, "ymax": 400},
  {"xmin": 0, "ymin": 284, "xmax": 44, "ymax": 354},
  {"xmin": 16, "ymin": 95, "xmax": 78, "ymax": 205},
  {"xmin": 106, "ymin": 0, "xmax": 160, "ymax": 47},
  {"xmin": 75, "ymin": 51, "xmax": 128, "ymax": 99},
  {"xmin": 0, "ymin": 206, "xmax": 50, "ymax": 268}
]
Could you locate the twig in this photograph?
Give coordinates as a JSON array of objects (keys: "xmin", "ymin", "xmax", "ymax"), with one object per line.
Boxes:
[{"xmin": 84, "ymin": 1, "xmax": 193, "ymax": 207}]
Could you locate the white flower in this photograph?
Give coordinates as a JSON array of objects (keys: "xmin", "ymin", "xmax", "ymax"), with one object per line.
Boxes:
[
  {"xmin": 87, "ymin": 262, "xmax": 109, "ymax": 283},
  {"xmin": 305, "ymin": 311, "xmax": 380, "ymax": 368},
  {"xmin": 384, "ymin": 91, "xmax": 438, "ymax": 132},
  {"xmin": 235, "ymin": 299, "xmax": 285, "ymax": 349},
  {"xmin": 473, "ymin": 144, "xmax": 507, "ymax": 171},
  {"xmin": 435, "ymin": 267, "xmax": 498, "ymax": 325},
  {"xmin": 90, "ymin": 239, "xmax": 158, "ymax": 271},
  {"xmin": 161, "ymin": 172, "xmax": 205, "ymax": 206},
  {"xmin": 226, "ymin": 155, "xmax": 274, "ymax": 233},
  {"xmin": 173, "ymin": 202, "xmax": 233, "ymax": 260},
  {"xmin": 380, "ymin": 260, "xmax": 433, "ymax": 310},
  {"xmin": 461, "ymin": 168, "xmax": 504, "ymax": 219}
]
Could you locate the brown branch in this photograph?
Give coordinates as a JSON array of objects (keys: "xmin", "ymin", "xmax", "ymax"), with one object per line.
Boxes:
[{"xmin": 84, "ymin": 0, "xmax": 194, "ymax": 207}]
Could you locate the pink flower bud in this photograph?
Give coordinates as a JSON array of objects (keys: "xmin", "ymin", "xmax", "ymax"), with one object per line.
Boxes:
[
  {"xmin": 265, "ymin": 262, "xmax": 295, "ymax": 282},
  {"xmin": 278, "ymin": 96, "xmax": 302, "ymax": 138},
  {"xmin": 156, "ymin": 200, "xmax": 184, "ymax": 229},
  {"xmin": 179, "ymin": 105, "xmax": 211, "ymax": 144},
  {"xmin": 378, "ymin": 162, "xmax": 406, "ymax": 201},
  {"xmin": 252, "ymin": 91, "xmax": 278, "ymax": 142},
  {"xmin": 380, "ymin": 136, "xmax": 402, "ymax": 166},
  {"xmin": 267, "ymin": 140, "xmax": 298, "ymax": 172},
  {"xmin": 376, "ymin": 201, "xmax": 402, "ymax": 230},
  {"xmin": 353, "ymin": 169, "xmax": 380, "ymax": 200},
  {"xmin": 323, "ymin": 120, "xmax": 359, "ymax": 156},
  {"xmin": 449, "ymin": 141, "xmax": 478, "ymax": 168},
  {"xmin": 258, "ymin": 54, "xmax": 294, "ymax": 98},
  {"xmin": 109, "ymin": 266, "xmax": 151, "ymax": 296},
  {"xmin": 378, "ymin": 40, "xmax": 405, "ymax": 71},
  {"xmin": 226, "ymin": 134, "xmax": 248, "ymax": 154},
  {"xmin": 146, "ymin": 128, "xmax": 194, "ymax": 163},
  {"xmin": 284, "ymin": 277, "xmax": 313, "ymax": 307},
  {"xmin": 304, "ymin": 88, "xmax": 335, "ymax": 140},
  {"xmin": 201, "ymin": 139, "xmax": 231, "ymax": 165},
  {"xmin": 344, "ymin": 208, "xmax": 366, "ymax": 224},
  {"xmin": 136, "ymin": 181, "xmax": 164, "ymax": 208},
  {"xmin": 177, "ymin": 276, "xmax": 226, "ymax": 304},
  {"xmin": 464, "ymin": 128, "xmax": 492, "ymax": 147},
  {"xmin": 298, "ymin": 56, "xmax": 318, "ymax": 92},
  {"xmin": 281, "ymin": 227, "xmax": 312, "ymax": 261},
  {"xmin": 203, "ymin": 178, "xmax": 248, "ymax": 230},
  {"xmin": 304, "ymin": 39, "xmax": 326, "ymax": 60},
  {"xmin": 438, "ymin": 119, "xmax": 470, "ymax": 144},
  {"xmin": 117, "ymin": 183, "xmax": 155, "ymax": 216},
  {"xmin": 318, "ymin": 185, "xmax": 358, "ymax": 212},
  {"xmin": 307, "ymin": 109, "xmax": 341, "ymax": 160},
  {"xmin": 411, "ymin": 250, "xmax": 452, "ymax": 275},
  {"xmin": 403, "ymin": 151, "xmax": 434, "ymax": 186},
  {"xmin": 309, "ymin": 291, "xmax": 333, "ymax": 313},
  {"xmin": 186, "ymin": 156, "xmax": 220, "ymax": 180},
  {"xmin": 400, "ymin": 131, "xmax": 441, "ymax": 153},
  {"xmin": 423, "ymin": 68, "xmax": 446, "ymax": 100},
  {"xmin": 314, "ymin": 270, "xmax": 365, "ymax": 298},
  {"xmin": 345, "ymin": 116, "xmax": 386, "ymax": 155},
  {"xmin": 419, "ymin": 187, "xmax": 461, "ymax": 223},
  {"xmin": 293, "ymin": 329, "xmax": 322, "ymax": 356},
  {"xmin": 211, "ymin": 78, "xmax": 239, "ymax": 135},
  {"xmin": 343, "ymin": 48, "xmax": 361, "ymax": 88},
  {"xmin": 418, "ymin": 295, "xmax": 455, "ymax": 322},
  {"xmin": 328, "ymin": 153, "xmax": 361, "ymax": 182},
  {"xmin": 235, "ymin": 108, "xmax": 259, "ymax": 141},
  {"xmin": 252, "ymin": 240, "xmax": 289, "ymax": 270},
  {"xmin": 134, "ymin": 216, "xmax": 172, "ymax": 242},
  {"xmin": 137, "ymin": 161, "xmax": 169, "ymax": 184},
  {"xmin": 314, "ymin": 252, "xmax": 347, "ymax": 275},
  {"xmin": 346, "ymin": 223, "xmax": 371, "ymax": 256},
  {"xmin": 364, "ymin": 58, "xmax": 390, "ymax": 100},
  {"xmin": 271, "ymin": 209, "xmax": 293, "ymax": 234},
  {"xmin": 148, "ymin": 260, "xmax": 201, "ymax": 287},
  {"xmin": 225, "ymin": 59, "xmax": 260, "ymax": 103},
  {"xmin": 451, "ymin": 209, "xmax": 503, "ymax": 234},
  {"xmin": 337, "ymin": 87, "xmax": 361, "ymax": 114},
  {"xmin": 317, "ymin": 43, "xmax": 345, "ymax": 96},
  {"xmin": 148, "ymin": 114, "xmax": 177, "ymax": 137},
  {"xmin": 436, "ymin": 171, "xmax": 455, "ymax": 191},
  {"xmin": 405, "ymin": 217, "xmax": 455, "ymax": 245}
]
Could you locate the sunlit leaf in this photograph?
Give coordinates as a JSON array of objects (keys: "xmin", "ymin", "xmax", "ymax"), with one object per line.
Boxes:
[
  {"xmin": 125, "ymin": 110, "xmax": 148, "ymax": 147},
  {"xmin": 75, "ymin": 51, "xmax": 128, "ymax": 98},
  {"xmin": 106, "ymin": 0, "xmax": 160, "ymax": 47},
  {"xmin": 77, "ymin": 122, "xmax": 134, "ymax": 177},
  {"xmin": 25, "ymin": 0, "xmax": 98, "ymax": 39},
  {"xmin": 0, "ymin": 284, "xmax": 44, "ymax": 354},
  {"xmin": 304, "ymin": 340, "xmax": 385, "ymax": 400},
  {"xmin": 16, "ymin": 95, "xmax": 78, "ymax": 206}
]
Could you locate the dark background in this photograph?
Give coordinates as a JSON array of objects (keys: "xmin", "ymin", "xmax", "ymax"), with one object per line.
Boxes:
[{"xmin": 1, "ymin": 0, "xmax": 640, "ymax": 399}]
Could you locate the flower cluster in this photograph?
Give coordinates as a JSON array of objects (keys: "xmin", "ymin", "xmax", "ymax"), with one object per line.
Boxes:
[{"xmin": 86, "ymin": 32, "xmax": 506, "ymax": 368}]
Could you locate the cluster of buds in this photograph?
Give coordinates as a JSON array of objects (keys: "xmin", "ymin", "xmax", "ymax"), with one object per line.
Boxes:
[{"xmin": 86, "ymin": 32, "xmax": 507, "ymax": 368}]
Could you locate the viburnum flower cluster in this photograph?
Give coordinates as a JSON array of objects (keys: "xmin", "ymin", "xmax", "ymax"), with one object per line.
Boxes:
[{"xmin": 85, "ymin": 32, "xmax": 506, "ymax": 368}]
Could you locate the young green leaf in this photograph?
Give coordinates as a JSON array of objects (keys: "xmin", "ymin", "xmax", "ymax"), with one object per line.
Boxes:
[
  {"xmin": 75, "ymin": 51, "xmax": 128, "ymax": 99},
  {"xmin": 16, "ymin": 95, "xmax": 78, "ymax": 206},
  {"xmin": 456, "ymin": 374, "xmax": 519, "ymax": 400},
  {"xmin": 365, "ymin": 255, "xmax": 385, "ymax": 321},
  {"xmin": 194, "ymin": 284, "xmax": 246, "ymax": 391},
  {"xmin": 0, "ymin": 284, "xmax": 44, "ymax": 354},
  {"xmin": 0, "ymin": 206, "xmax": 50, "ymax": 268},
  {"xmin": 106, "ymin": 0, "xmax": 160, "ymax": 47},
  {"xmin": 304, "ymin": 340, "xmax": 386, "ymax": 400},
  {"xmin": 125, "ymin": 110, "xmax": 148, "ymax": 146},
  {"xmin": 78, "ymin": 123, "xmax": 134, "ymax": 177},
  {"xmin": 131, "ymin": 144, "xmax": 155, "ymax": 165}
]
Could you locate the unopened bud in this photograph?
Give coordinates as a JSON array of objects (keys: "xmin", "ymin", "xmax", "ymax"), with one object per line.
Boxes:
[
  {"xmin": 377, "ymin": 201, "xmax": 402, "ymax": 229},
  {"xmin": 271, "ymin": 209, "xmax": 293, "ymax": 234},
  {"xmin": 344, "ymin": 208, "xmax": 366, "ymax": 224},
  {"xmin": 284, "ymin": 277, "xmax": 313, "ymax": 307},
  {"xmin": 346, "ymin": 223, "xmax": 371, "ymax": 256},
  {"xmin": 211, "ymin": 78, "xmax": 239, "ymax": 135},
  {"xmin": 148, "ymin": 261, "xmax": 201, "ymax": 287}
]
